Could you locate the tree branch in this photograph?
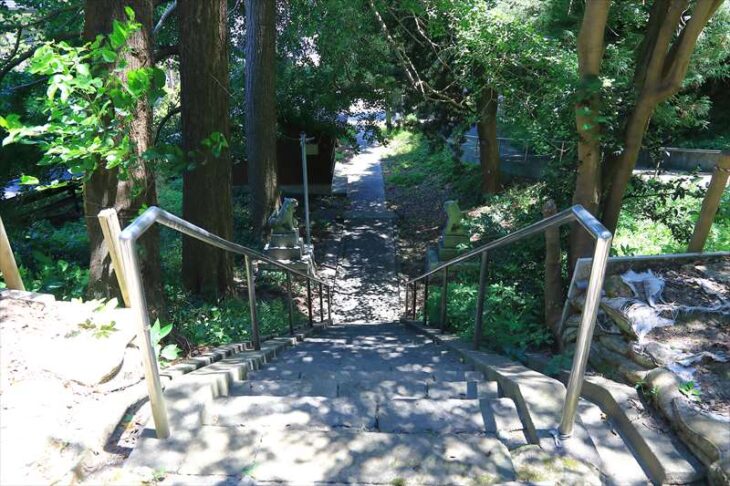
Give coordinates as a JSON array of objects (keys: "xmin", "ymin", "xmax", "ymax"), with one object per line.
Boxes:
[
  {"xmin": 153, "ymin": 0, "xmax": 177, "ymax": 35},
  {"xmin": 154, "ymin": 105, "xmax": 181, "ymax": 145},
  {"xmin": 0, "ymin": 31, "xmax": 81, "ymax": 87},
  {"xmin": 154, "ymin": 44, "xmax": 179, "ymax": 63}
]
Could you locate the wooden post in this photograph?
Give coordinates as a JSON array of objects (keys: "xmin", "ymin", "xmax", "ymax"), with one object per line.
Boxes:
[
  {"xmin": 543, "ymin": 200, "xmax": 563, "ymax": 347},
  {"xmin": 688, "ymin": 152, "xmax": 730, "ymax": 253},
  {"xmin": 97, "ymin": 208, "xmax": 131, "ymax": 307},
  {"xmin": 0, "ymin": 216, "xmax": 25, "ymax": 291}
]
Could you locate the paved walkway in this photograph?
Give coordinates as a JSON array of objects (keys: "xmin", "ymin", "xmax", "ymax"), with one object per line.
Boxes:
[{"xmin": 333, "ymin": 145, "xmax": 400, "ymax": 323}]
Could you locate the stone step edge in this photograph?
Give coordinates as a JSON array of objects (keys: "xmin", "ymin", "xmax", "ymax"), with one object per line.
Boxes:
[
  {"xmin": 524, "ymin": 353, "xmax": 707, "ymax": 484},
  {"xmin": 144, "ymin": 324, "xmax": 325, "ymax": 438},
  {"xmin": 402, "ymin": 321, "xmax": 604, "ymax": 473}
]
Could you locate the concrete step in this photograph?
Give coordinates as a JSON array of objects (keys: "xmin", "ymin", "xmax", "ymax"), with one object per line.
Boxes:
[
  {"xmin": 247, "ymin": 367, "xmax": 484, "ymax": 383},
  {"xmin": 376, "ymin": 397, "xmax": 527, "ymax": 441},
  {"xmin": 204, "ymin": 395, "xmax": 377, "ymax": 430},
  {"xmin": 229, "ymin": 379, "xmax": 339, "ymax": 398},
  {"xmin": 577, "ymin": 399, "xmax": 650, "ymax": 485},
  {"xmin": 129, "ymin": 426, "xmax": 517, "ymax": 484}
]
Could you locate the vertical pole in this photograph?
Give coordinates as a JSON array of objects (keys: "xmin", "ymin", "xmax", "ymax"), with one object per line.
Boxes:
[
  {"xmin": 327, "ymin": 287, "xmax": 332, "ymax": 323},
  {"xmin": 300, "ymin": 132, "xmax": 312, "ymax": 248},
  {"xmin": 118, "ymin": 236, "xmax": 170, "ymax": 439},
  {"xmin": 439, "ymin": 268, "xmax": 448, "ymax": 332},
  {"xmin": 524, "ymin": 143, "xmax": 529, "ymax": 163},
  {"xmin": 688, "ymin": 153, "xmax": 730, "ymax": 252},
  {"xmin": 306, "ymin": 279, "xmax": 313, "ymax": 327},
  {"xmin": 404, "ymin": 282, "xmax": 410, "ymax": 318},
  {"xmin": 97, "ymin": 209, "xmax": 131, "ymax": 307},
  {"xmin": 559, "ymin": 234, "xmax": 612, "ymax": 438},
  {"xmin": 411, "ymin": 282, "xmax": 417, "ymax": 320},
  {"xmin": 473, "ymin": 253, "xmax": 488, "ymax": 350},
  {"xmin": 245, "ymin": 256, "xmax": 261, "ymax": 350},
  {"xmin": 286, "ymin": 271, "xmax": 294, "ymax": 335},
  {"xmin": 423, "ymin": 279, "xmax": 429, "ymax": 326},
  {"xmin": 319, "ymin": 282, "xmax": 324, "ymax": 322},
  {"xmin": 0, "ymin": 216, "xmax": 25, "ymax": 291}
]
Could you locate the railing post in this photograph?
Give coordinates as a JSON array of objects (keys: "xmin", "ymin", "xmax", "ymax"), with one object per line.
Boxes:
[
  {"xmin": 473, "ymin": 252, "xmax": 488, "ymax": 350},
  {"xmin": 439, "ymin": 268, "xmax": 448, "ymax": 332},
  {"xmin": 0, "ymin": 216, "xmax": 25, "ymax": 291},
  {"xmin": 286, "ymin": 271, "xmax": 294, "ymax": 335},
  {"xmin": 404, "ymin": 281, "xmax": 410, "ymax": 318},
  {"xmin": 118, "ymin": 235, "xmax": 170, "ymax": 439},
  {"xmin": 327, "ymin": 287, "xmax": 332, "ymax": 323},
  {"xmin": 97, "ymin": 208, "xmax": 131, "ymax": 307},
  {"xmin": 423, "ymin": 278, "xmax": 429, "ymax": 326},
  {"xmin": 306, "ymin": 279, "xmax": 313, "ymax": 327},
  {"xmin": 245, "ymin": 256, "xmax": 261, "ymax": 350},
  {"xmin": 411, "ymin": 282, "xmax": 417, "ymax": 320},
  {"xmin": 319, "ymin": 282, "xmax": 324, "ymax": 322},
  {"xmin": 558, "ymin": 234, "xmax": 612, "ymax": 438}
]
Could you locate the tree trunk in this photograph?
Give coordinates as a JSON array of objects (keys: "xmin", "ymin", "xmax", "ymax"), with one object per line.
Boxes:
[
  {"xmin": 179, "ymin": 0, "xmax": 234, "ymax": 296},
  {"xmin": 83, "ymin": 0, "xmax": 163, "ymax": 313},
  {"xmin": 570, "ymin": 0, "xmax": 610, "ymax": 268},
  {"xmin": 543, "ymin": 200, "xmax": 563, "ymax": 347},
  {"xmin": 476, "ymin": 87, "xmax": 500, "ymax": 194},
  {"xmin": 245, "ymin": 0, "xmax": 278, "ymax": 238},
  {"xmin": 687, "ymin": 152, "xmax": 730, "ymax": 252},
  {"xmin": 600, "ymin": 0, "xmax": 725, "ymax": 233}
]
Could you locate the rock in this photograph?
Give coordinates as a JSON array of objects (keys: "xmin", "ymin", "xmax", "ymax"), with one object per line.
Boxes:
[
  {"xmin": 570, "ymin": 292, "xmax": 586, "ymax": 312},
  {"xmin": 672, "ymin": 398, "xmax": 730, "ymax": 467},
  {"xmin": 604, "ymin": 275, "xmax": 633, "ymax": 298},
  {"xmin": 643, "ymin": 341, "xmax": 676, "ymax": 366},
  {"xmin": 591, "ymin": 344, "xmax": 649, "ymax": 383},
  {"xmin": 598, "ymin": 335, "xmax": 631, "ymax": 356},
  {"xmin": 32, "ymin": 306, "xmax": 137, "ymax": 386},
  {"xmin": 628, "ymin": 346, "xmax": 657, "ymax": 369},
  {"xmin": 600, "ymin": 298, "xmax": 639, "ymax": 340},
  {"xmin": 709, "ymin": 458, "xmax": 730, "ymax": 486},
  {"xmin": 645, "ymin": 367, "xmax": 683, "ymax": 423}
]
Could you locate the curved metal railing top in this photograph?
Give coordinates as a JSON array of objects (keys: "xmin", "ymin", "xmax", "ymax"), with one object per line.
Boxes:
[{"xmin": 402, "ymin": 204, "xmax": 612, "ymax": 440}]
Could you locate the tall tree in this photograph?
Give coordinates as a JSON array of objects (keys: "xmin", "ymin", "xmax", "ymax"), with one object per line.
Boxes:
[
  {"xmin": 570, "ymin": 0, "xmax": 611, "ymax": 265},
  {"xmin": 476, "ymin": 87, "xmax": 500, "ymax": 194},
  {"xmin": 601, "ymin": 0, "xmax": 726, "ymax": 232},
  {"xmin": 246, "ymin": 0, "xmax": 278, "ymax": 238},
  {"xmin": 83, "ymin": 0, "xmax": 163, "ymax": 310},
  {"xmin": 178, "ymin": 0, "xmax": 234, "ymax": 295}
]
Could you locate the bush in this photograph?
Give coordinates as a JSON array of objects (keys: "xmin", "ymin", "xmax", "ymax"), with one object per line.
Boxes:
[{"xmin": 425, "ymin": 279, "xmax": 551, "ymax": 357}]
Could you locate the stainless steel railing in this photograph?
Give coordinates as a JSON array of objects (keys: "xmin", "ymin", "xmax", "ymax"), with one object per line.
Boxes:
[
  {"xmin": 118, "ymin": 206, "xmax": 334, "ymax": 439},
  {"xmin": 403, "ymin": 204, "xmax": 612, "ymax": 438}
]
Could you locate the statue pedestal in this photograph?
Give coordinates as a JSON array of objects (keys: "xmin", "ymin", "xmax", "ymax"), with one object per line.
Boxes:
[
  {"xmin": 426, "ymin": 246, "xmax": 480, "ymax": 276},
  {"xmin": 262, "ymin": 231, "xmax": 315, "ymax": 273},
  {"xmin": 437, "ymin": 234, "xmax": 470, "ymax": 260}
]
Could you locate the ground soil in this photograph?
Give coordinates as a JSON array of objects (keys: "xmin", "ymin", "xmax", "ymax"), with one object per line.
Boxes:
[
  {"xmin": 0, "ymin": 295, "xmax": 148, "ymax": 484},
  {"xmin": 645, "ymin": 258, "xmax": 730, "ymax": 417},
  {"xmin": 381, "ymin": 155, "xmax": 451, "ymax": 278}
]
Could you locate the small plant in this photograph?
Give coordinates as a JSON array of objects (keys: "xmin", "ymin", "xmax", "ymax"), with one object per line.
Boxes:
[
  {"xmin": 150, "ymin": 319, "xmax": 181, "ymax": 363},
  {"xmin": 678, "ymin": 381, "xmax": 702, "ymax": 401}
]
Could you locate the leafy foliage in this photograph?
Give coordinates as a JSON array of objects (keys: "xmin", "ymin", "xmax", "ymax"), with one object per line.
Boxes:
[{"xmin": 1, "ymin": 12, "xmax": 166, "ymax": 180}]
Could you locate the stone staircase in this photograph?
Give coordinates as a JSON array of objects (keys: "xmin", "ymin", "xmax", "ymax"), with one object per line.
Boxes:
[
  {"xmin": 122, "ymin": 321, "xmax": 713, "ymax": 485},
  {"xmin": 127, "ymin": 323, "xmax": 530, "ymax": 484}
]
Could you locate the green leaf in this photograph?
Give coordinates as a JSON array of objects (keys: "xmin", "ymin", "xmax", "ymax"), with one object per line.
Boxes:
[
  {"xmin": 109, "ymin": 20, "xmax": 127, "ymax": 49},
  {"xmin": 124, "ymin": 6, "xmax": 135, "ymax": 21},
  {"xmin": 20, "ymin": 175, "xmax": 40, "ymax": 185},
  {"xmin": 160, "ymin": 344, "xmax": 180, "ymax": 361},
  {"xmin": 99, "ymin": 49, "xmax": 117, "ymax": 63}
]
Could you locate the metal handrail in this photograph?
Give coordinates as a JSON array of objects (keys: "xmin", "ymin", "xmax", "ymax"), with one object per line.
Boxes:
[
  {"xmin": 403, "ymin": 204, "xmax": 612, "ymax": 439},
  {"xmin": 118, "ymin": 206, "xmax": 334, "ymax": 439}
]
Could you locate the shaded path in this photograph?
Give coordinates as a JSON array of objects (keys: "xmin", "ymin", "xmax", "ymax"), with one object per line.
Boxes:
[{"xmin": 333, "ymin": 145, "xmax": 400, "ymax": 323}]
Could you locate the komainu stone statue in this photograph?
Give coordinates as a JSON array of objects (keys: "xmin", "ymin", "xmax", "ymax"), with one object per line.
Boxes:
[
  {"xmin": 268, "ymin": 198, "xmax": 299, "ymax": 234},
  {"xmin": 438, "ymin": 200, "xmax": 470, "ymax": 260},
  {"xmin": 443, "ymin": 200, "xmax": 467, "ymax": 236}
]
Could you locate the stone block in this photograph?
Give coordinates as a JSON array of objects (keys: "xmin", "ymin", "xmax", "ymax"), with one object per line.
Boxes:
[{"xmin": 270, "ymin": 231, "xmax": 301, "ymax": 248}]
